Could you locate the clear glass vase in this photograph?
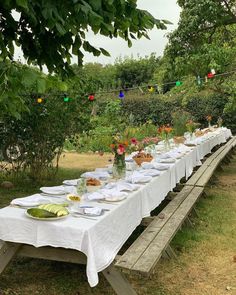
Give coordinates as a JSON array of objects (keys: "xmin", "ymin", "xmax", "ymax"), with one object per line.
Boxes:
[
  {"xmin": 112, "ymin": 154, "xmax": 126, "ymax": 179},
  {"xmin": 164, "ymin": 139, "xmax": 171, "ymax": 152}
]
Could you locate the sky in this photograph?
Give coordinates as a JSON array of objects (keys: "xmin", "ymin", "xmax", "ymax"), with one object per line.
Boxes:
[
  {"xmin": 81, "ymin": 0, "xmax": 181, "ymax": 64},
  {"xmin": 14, "ymin": 0, "xmax": 181, "ymax": 66}
]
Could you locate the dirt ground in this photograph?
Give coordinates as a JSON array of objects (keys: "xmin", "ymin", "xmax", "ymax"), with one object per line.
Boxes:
[{"xmin": 58, "ymin": 152, "xmax": 113, "ymax": 170}]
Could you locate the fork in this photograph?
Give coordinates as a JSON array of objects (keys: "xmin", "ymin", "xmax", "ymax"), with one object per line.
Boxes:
[{"xmin": 71, "ymin": 213, "xmax": 98, "ymax": 220}]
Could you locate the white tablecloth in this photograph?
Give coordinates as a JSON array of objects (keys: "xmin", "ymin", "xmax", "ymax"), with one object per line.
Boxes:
[{"xmin": 0, "ymin": 128, "xmax": 232, "ymax": 287}]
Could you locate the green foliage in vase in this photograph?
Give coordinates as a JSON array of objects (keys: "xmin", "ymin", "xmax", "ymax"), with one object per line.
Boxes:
[{"xmin": 172, "ymin": 110, "xmax": 191, "ymax": 136}]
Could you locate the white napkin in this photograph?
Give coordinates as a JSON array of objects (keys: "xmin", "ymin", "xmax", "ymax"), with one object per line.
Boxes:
[
  {"xmin": 126, "ymin": 171, "xmax": 152, "ymax": 184},
  {"xmin": 11, "ymin": 194, "xmax": 57, "ymax": 207},
  {"xmin": 139, "ymin": 169, "xmax": 160, "ymax": 177},
  {"xmin": 125, "ymin": 155, "xmax": 134, "ymax": 162},
  {"xmin": 153, "ymin": 164, "xmax": 170, "ymax": 171},
  {"xmin": 86, "ymin": 189, "xmax": 127, "ymax": 201},
  {"xmin": 81, "ymin": 171, "xmax": 110, "ymax": 180},
  {"xmin": 141, "ymin": 162, "xmax": 155, "ymax": 169},
  {"xmin": 159, "ymin": 154, "xmax": 171, "ymax": 159},
  {"xmin": 166, "ymin": 151, "xmax": 183, "ymax": 159},
  {"xmin": 76, "ymin": 207, "xmax": 102, "ymax": 216},
  {"xmin": 105, "ymin": 181, "xmax": 139, "ymax": 192},
  {"xmin": 84, "ymin": 207, "xmax": 102, "ymax": 215}
]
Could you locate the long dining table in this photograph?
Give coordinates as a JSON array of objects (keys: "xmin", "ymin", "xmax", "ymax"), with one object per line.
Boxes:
[{"xmin": 0, "ymin": 127, "xmax": 232, "ymax": 290}]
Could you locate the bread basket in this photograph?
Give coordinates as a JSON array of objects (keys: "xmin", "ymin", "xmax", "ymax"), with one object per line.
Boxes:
[
  {"xmin": 173, "ymin": 136, "xmax": 185, "ymax": 144},
  {"xmin": 132, "ymin": 153, "xmax": 153, "ymax": 166}
]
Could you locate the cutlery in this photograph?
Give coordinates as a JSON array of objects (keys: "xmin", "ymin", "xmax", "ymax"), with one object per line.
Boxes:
[
  {"xmin": 97, "ymin": 200, "xmax": 120, "ymax": 205},
  {"xmin": 40, "ymin": 193, "xmax": 66, "ymax": 198},
  {"xmin": 71, "ymin": 213, "xmax": 98, "ymax": 220}
]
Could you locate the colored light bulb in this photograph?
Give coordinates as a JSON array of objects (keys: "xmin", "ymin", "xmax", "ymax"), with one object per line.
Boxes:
[
  {"xmin": 119, "ymin": 91, "xmax": 124, "ymax": 98},
  {"xmin": 89, "ymin": 94, "xmax": 95, "ymax": 101},
  {"xmin": 176, "ymin": 81, "xmax": 182, "ymax": 86}
]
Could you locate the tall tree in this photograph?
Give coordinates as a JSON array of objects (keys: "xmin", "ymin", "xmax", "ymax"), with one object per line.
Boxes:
[{"xmin": 0, "ymin": 0, "xmax": 169, "ymax": 75}]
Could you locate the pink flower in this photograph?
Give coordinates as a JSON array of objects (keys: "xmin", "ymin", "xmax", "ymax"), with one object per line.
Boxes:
[
  {"xmin": 131, "ymin": 138, "xmax": 138, "ymax": 145},
  {"xmin": 117, "ymin": 144, "xmax": 125, "ymax": 155}
]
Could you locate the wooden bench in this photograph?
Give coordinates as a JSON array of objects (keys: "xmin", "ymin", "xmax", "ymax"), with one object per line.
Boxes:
[
  {"xmin": 116, "ymin": 186, "xmax": 204, "ymax": 276},
  {"xmin": 185, "ymin": 136, "xmax": 236, "ymax": 187},
  {"xmin": 114, "ymin": 136, "xmax": 235, "ymax": 294}
]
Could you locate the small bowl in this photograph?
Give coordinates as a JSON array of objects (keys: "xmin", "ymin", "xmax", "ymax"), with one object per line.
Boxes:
[{"xmin": 66, "ymin": 194, "xmax": 81, "ymax": 210}]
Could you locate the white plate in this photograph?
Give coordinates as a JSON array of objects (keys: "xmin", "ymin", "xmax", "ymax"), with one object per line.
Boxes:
[
  {"xmin": 63, "ymin": 179, "xmax": 78, "ymax": 186},
  {"xmin": 25, "ymin": 211, "xmax": 68, "ymax": 221},
  {"xmin": 40, "ymin": 186, "xmax": 66, "ymax": 195},
  {"xmin": 154, "ymin": 165, "xmax": 170, "ymax": 171},
  {"xmin": 103, "ymin": 195, "xmax": 127, "ymax": 202},
  {"xmin": 159, "ymin": 159, "xmax": 176, "ymax": 163}
]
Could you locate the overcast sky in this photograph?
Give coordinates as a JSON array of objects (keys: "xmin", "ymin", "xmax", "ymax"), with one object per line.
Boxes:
[
  {"xmin": 14, "ymin": 0, "xmax": 181, "ymax": 66},
  {"xmin": 81, "ymin": 0, "xmax": 181, "ymax": 64}
]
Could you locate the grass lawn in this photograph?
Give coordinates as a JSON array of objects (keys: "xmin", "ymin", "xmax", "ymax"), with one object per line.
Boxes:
[{"xmin": 0, "ymin": 153, "xmax": 235, "ymax": 295}]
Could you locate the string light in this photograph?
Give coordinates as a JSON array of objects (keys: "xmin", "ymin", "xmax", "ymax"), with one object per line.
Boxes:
[
  {"xmin": 88, "ymin": 94, "xmax": 95, "ymax": 101},
  {"xmin": 63, "ymin": 94, "xmax": 70, "ymax": 102},
  {"xmin": 207, "ymin": 72, "xmax": 214, "ymax": 79},
  {"xmin": 176, "ymin": 81, "xmax": 182, "ymax": 86},
  {"xmin": 148, "ymin": 85, "xmax": 154, "ymax": 92},
  {"xmin": 119, "ymin": 90, "xmax": 125, "ymax": 98},
  {"xmin": 29, "ymin": 68, "xmax": 236, "ymax": 104},
  {"xmin": 197, "ymin": 75, "xmax": 202, "ymax": 86}
]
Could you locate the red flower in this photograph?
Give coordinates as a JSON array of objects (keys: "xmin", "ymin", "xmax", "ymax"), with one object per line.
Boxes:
[
  {"xmin": 117, "ymin": 144, "xmax": 125, "ymax": 155},
  {"xmin": 131, "ymin": 138, "xmax": 138, "ymax": 145}
]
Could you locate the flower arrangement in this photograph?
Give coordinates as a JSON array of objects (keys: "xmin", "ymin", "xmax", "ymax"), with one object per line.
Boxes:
[
  {"xmin": 206, "ymin": 115, "xmax": 212, "ymax": 122},
  {"xmin": 186, "ymin": 120, "xmax": 198, "ymax": 133},
  {"xmin": 110, "ymin": 134, "xmax": 129, "ymax": 178},
  {"xmin": 206, "ymin": 115, "xmax": 212, "ymax": 127},
  {"xmin": 110, "ymin": 135, "xmax": 129, "ymax": 157},
  {"xmin": 142, "ymin": 137, "xmax": 159, "ymax": 146},
  {"xmin": 128, "ymin": 136, "xmax": 159, "ymax": 153},
  {"xmin": 157, "ymin": 125, "xmax": 173, "ymax": 151},
  {"xmin": 217, "ymin": 117, "xmax": 223, "ymax": 127},
  {"xmin": 158, "ymin": 125, "xmax": 173, "ymax": 141}
]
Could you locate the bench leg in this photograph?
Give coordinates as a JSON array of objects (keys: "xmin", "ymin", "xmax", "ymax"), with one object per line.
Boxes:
[
  {"xmin": 0, "ymin": 241, "xmax": 21, "ymax": 274},
  {"xmin": 191, "ymin": 207, "xmax": 199, "ymax": 219},
  {"xmin": 184, "ymin": 216, "xmax": 194, "ymax": 228},
  {"xmin": 102, "ymin": 265, "xmax": 137, "ymax": 295},
  {"xmin": 165, "ymin": 245, "xmax": 178, "ymax": 260}
]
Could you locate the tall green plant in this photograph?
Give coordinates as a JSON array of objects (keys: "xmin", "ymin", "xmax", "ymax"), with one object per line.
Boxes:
[{"xmin": 172, "ymin": 110, "xmax": 191, "ymax": 136}]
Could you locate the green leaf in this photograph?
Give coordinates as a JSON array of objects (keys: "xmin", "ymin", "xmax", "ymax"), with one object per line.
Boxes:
[
  {"xmin": 100, "ymin": 48, "xmax": 110, "ymax": 57},
  {"xmin": 22, "ymin": 70, "xmax": 38, "ymax": 87},
  {"xmin": 162, "ymin": 19, "xmax": 173, "ymax": 25},
  {"xmin": 128, "ymin": 39, "xmax": 132, "ymax": 48},
  {"xmin": 72, "ymin": 37, "xmax": 81, "ymax": 55},
  {"xmin": 16, "ymin": 0, "xmax": 28, "ymax": 9},
  {"xmin": 58, "ymin": 82, "xmax": 68, "ymax": 91},
  {"xmin": 37, "ymin": 78, "xmax": 46, "ymax": 93},
  {"xmin": 55, "ymin": 23, "xmax": 66, "ymax": 35}
]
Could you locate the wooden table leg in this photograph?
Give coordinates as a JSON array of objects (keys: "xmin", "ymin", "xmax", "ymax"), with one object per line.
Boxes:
[
  {"xmin": 102, "ymin": 264, "xmax": 137, "ymax": 295},
  {"xmin": 0, "ymin": 241, "xmax": 21, "ymax": 274}
]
